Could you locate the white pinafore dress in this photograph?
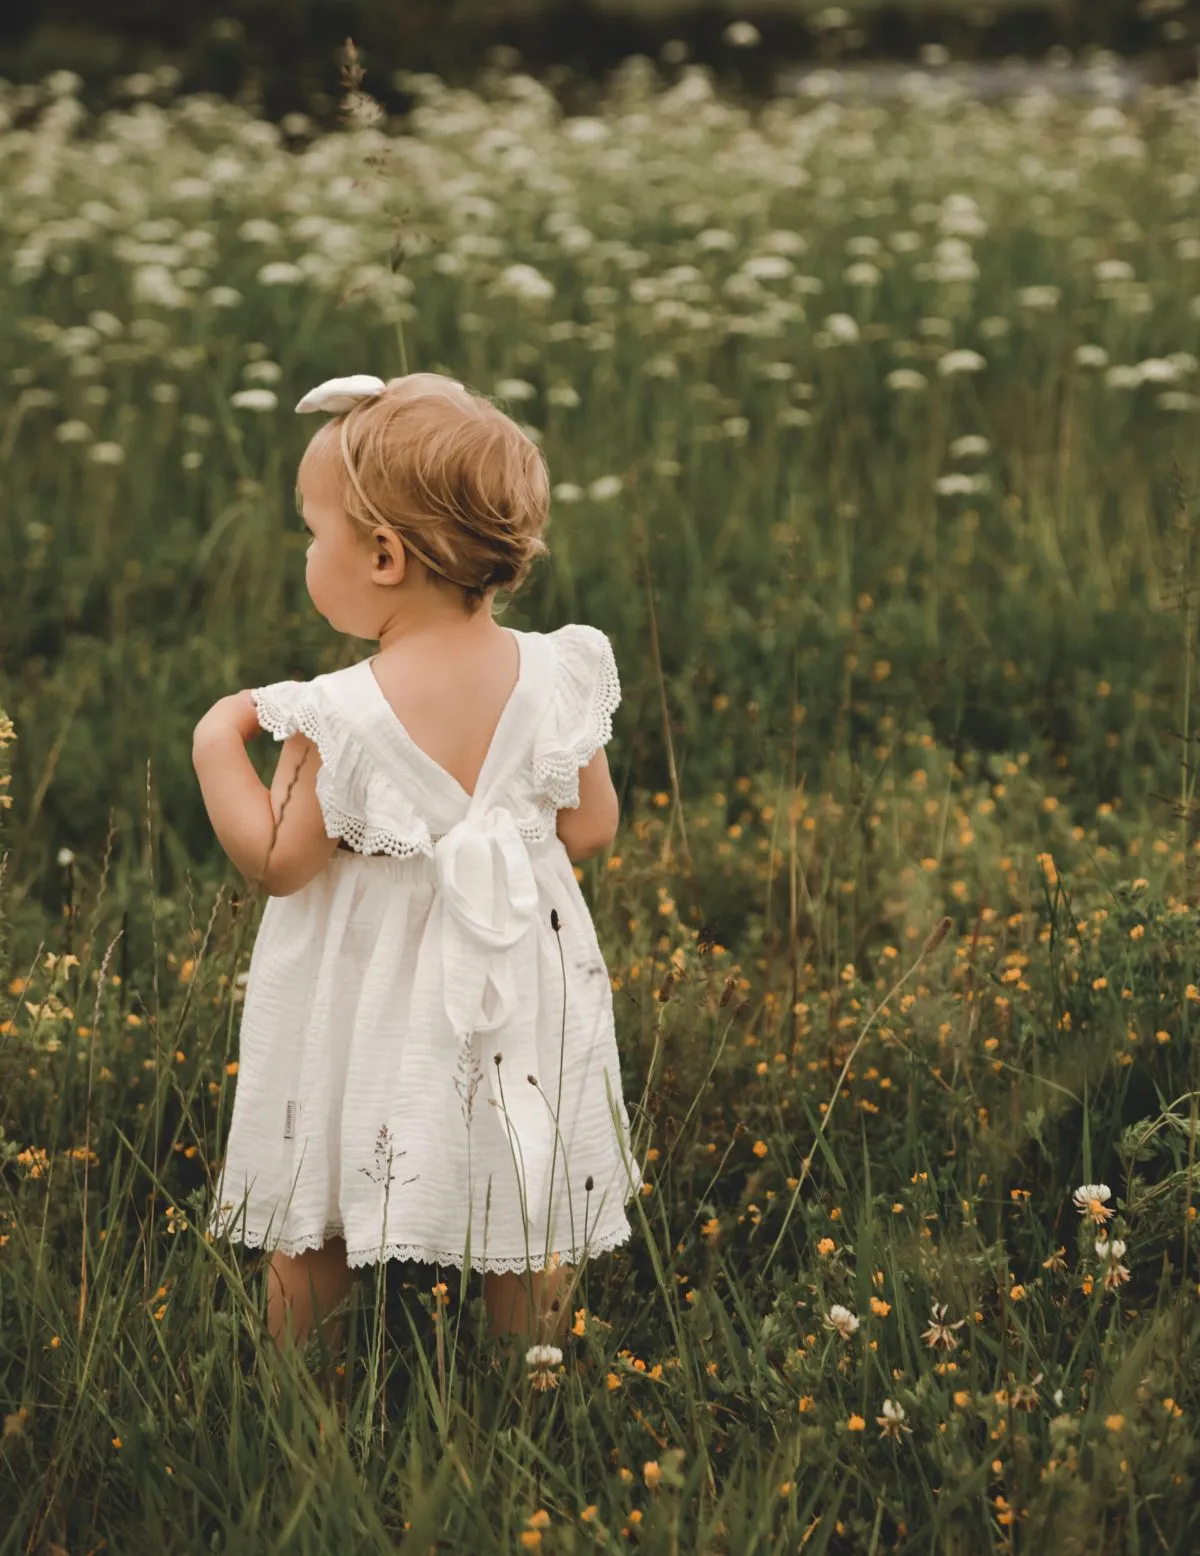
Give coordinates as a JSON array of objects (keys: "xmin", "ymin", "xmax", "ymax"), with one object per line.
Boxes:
[{"xmin": 206, "ymin": 623, "xmax": 642, "ymax": 1274}]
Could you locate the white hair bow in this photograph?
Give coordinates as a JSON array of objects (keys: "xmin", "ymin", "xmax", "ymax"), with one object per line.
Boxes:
[
  {"xmin": 295, "ymin": 375, "xmax": 386, "ymax": 414},
  {"xmin": 295, "ymin": 373, "xmax": 469, "ymax": 415}
]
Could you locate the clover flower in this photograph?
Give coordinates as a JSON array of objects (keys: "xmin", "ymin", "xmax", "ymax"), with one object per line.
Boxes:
[
  {"xmin": 1073, "ymin": 1184, "xmax": 1114, "ymax": 1224},
  {"xmin": 1096, "ymin": 1237, "xmax": 1131, "ymax": 1292},
  {"xmin": 824, "ymin": 1304, "xmax": 859, "ymax": 1340},
  {"xmin": 525, "ymin": 1343, "xmax": 564, "ymax": 1391},
  {"xmin": 921, "ymin": 1302, "xmax": 966, "ymax": 1351},
  {"xmin": 877, "ymin": 1398, "xmax": 911, "ymax": 1439}
]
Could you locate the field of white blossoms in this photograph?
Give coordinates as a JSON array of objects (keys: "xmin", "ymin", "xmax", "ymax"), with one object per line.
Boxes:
[{"xmin": 3, "ymin": 46, "xmax": 1200, "ymax": 1553}]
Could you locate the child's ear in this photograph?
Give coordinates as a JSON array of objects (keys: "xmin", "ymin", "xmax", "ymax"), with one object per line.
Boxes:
[{"xmin": 372, "ymin": 528, "xmax": 407, "ymax": 583}]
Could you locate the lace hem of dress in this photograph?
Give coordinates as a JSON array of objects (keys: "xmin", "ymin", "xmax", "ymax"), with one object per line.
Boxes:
[
  {"xmin": 212, "ymin": 1217, "xmax": 633, "ymax": 1271},
  {"xmin": 532, "ymin": 638, "xmax": 621, "ymax": 812}
]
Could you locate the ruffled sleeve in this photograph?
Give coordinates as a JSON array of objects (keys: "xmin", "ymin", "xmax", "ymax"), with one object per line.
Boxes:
[
  {"xmin": 251, "ymin": 675, "xmax": 433, "ymax": 857},
  {"xmin": 531, "ymin": 624, "xmax": 621, "ymax": 811},
  {"xmin": 251, "ymin": 680, "xmax": 314, "ymax": 745}
]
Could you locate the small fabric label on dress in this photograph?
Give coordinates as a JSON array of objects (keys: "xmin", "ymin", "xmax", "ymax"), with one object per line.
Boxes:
[{"xmin": 284, "ymin": 1099, "xmax": 299, "ymax": 1139}]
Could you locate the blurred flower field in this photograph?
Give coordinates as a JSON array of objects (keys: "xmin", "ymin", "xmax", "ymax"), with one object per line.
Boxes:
[{"xmin": 4, "ymin": 51, "xmax": 1200, "ymax": 1554}]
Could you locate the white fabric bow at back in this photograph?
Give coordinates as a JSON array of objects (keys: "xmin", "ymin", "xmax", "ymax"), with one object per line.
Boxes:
[{"xmin": 295, "ymin": 374, "xmax": 468, "ymax": 414}]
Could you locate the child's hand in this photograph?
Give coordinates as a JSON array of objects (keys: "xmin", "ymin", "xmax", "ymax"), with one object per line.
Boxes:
[{"xmin": 193, "ymin": 690, "xmax": 262, "ymax": 748}]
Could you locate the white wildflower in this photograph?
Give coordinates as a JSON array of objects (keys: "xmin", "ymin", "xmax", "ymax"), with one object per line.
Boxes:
[
  {"xmin": 87, "ymin": 310, "xmax": 123, "ymax": 338},
  {"xmin": 1104, "ymin": 365, "xmax": 1144, "ymax": 390},
  {"xmin": 887, "ymin": 369, "xmax": 928, "ymax": 393},
  {"xmin": 238, "ymin": 218, "xmax": 281, "ymax": 245},
  {"xmin": 1016, "ymin": 285, "xmax": 1060, "ymax": 311},
  {"xmin": 1073, "ymin": 1183, "xmax": 1114, "ymax": 1223},
  {"xmin": 844, "ymin": 262, "xmax": 881, "ymax": 288},
  {"xmin": 88, "ymin": 442, "xmax": 125, "ymax": 465},
  {"xmin": 562, "ymin": 117, "xmax": 607, "ymax": 145},
  {"xmin": 57, "ymin": 847, "xmax": 76, "ymax": 866},
  {"xmin": 979, "ymin": 316, "xmax": 1011, "ymax": 340},
  {"xmin": 552, "ymin": 482, "xmax": 583, "ymax": 503},
  {"xmin": 921, "ymin": 1302, "xmax": 966, "ymax": 1351},
  {"xmin": 493, "ymin": 263, "xmax": 555, "ymax": 303},
  {"xmin": 257, "ymin": 262, "xmax": 304, "ymax": 287},
  {"xmin": 889, "ymin": 230, "xmax": 922, "ymax": 254},
  {"xmin": 588, "ymin": 475, "xmax": 623, "ymax": 502},
  {"xmin": 1159, "ymin": 392, "xmax": 1200, "ymax": 412},
  {"xmin": 547, "ymin": 384, "xmax": 580, "ymax": 408},
  {"xmin": 824, "ymin": 1304, "xmax": 859, "ymax": 1340},
  {"xmin": 1137, "ymin": 358, "xmax": 1179, "ymax": 384},
  {"xmin": 230, "ymin": 388, "xmax": 278, "ymax": 412},
  {"xmin": 494, "ymin": 378, "xmax": 537, "ymax": 403},
  {"xmin": 934, "ymin": 473, "xmax": 990, "ymax": 497},
  {"xmin": 45, "ymin": 70, "xmax": 83, "ymax": 98},
  {"xmin": 54, "ymin": 420, "xmax": 93, "ymax": 443},
  {"xmin": 206, "ymin": 286, "xmax": 243, "ymax": 309},
  {"xmin": 743, "ymin": 254, "xmax": 794, "ymax": 282},
  {"xmin": 525, "ymin": 1342, "xmax": 564, "ymax": 1391},
  {"xmin": 877, "ymin": 1398, "xmax": 911, "ymax": 1439},
  {"xmin": 937, "ymin": 349, "xmax": 987, "ymax": 377},
  {"xmin": 1074, "ymin": 345, "xmax": 1109, "ymax": 369},
  {"xmin": 823, "ymin": 313, "xmax": 860, "ymax": 344},
  {"xmin": 243, "ymin": 361, "xmax": 282, "ymax": 385},
  {"xmin": 695, "ymin": 228, "xmax": 737, "ymax": 252},
  {"xmin": 948, "ymin": 434, "xmax": 990, "ymax": 460},
  {"xmin": 723, "ymin": 20, "xmax": 761, "ymax": 47},
  {"xmin": 1096, "ymin": 1236, "xmax": 1130, "ymax": 1292}
]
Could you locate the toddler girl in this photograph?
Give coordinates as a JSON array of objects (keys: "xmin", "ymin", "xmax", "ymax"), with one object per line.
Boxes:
[{"xmin": 192, "ymin": 371, "xmax": 641, "ymax": 1358}]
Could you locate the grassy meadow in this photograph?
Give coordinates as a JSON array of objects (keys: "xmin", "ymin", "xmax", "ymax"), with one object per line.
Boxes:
[{"xmin": 5, "ymin": 50, "xmax": 1200, "ymax": 1553}]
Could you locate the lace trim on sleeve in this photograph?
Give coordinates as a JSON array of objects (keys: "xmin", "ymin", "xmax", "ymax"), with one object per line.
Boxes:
[
  {"xmin": 316, "ymin": 770, "xmax": 434, "ymax": 861},
  {"xmin": 252, "ymin": 681, "xmax": 434, "ymax": 859},
  {"xmin": 532, "ymin": 628, "xmax": 621, "ymax": 812},
  {"xmin": 250, "ymin": 682, "xmax": 310, "ymax": 744}
]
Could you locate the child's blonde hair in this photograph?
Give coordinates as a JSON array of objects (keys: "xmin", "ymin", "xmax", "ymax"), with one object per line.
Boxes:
[{"xmin": 300, "ymin": 372, "xmax": 551, "ymax": 615}]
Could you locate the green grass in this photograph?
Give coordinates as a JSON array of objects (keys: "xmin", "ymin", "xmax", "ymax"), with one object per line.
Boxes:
[{"xmin": 4, "ymin": 53, "xmax": 1200, "ymax": 1554}]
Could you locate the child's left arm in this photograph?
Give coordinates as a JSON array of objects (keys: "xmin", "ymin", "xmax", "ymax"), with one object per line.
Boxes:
[{"xmin": 192, "ymin": 690, "xmax": 338, "ymax": 896}]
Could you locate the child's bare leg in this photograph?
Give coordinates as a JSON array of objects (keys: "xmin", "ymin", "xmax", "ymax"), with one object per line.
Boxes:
[
  {"xmin": 483, "ymin": 1260, "xmax": 574, "ymax": 1348},
  {"xmin": 266, "ymin": 1234, "xmax": 356, "ymax": 1357}
]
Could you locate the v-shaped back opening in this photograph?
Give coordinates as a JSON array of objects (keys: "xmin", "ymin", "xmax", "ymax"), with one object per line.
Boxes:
[{"xmin": 360, "ymin": 627, "xmax": 524, "ymax": 802}]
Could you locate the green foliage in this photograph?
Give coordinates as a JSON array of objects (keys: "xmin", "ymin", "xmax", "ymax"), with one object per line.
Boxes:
[{"xmin": 4, "ymin": 58, "xmax": 1200, "ymax": 1556}]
